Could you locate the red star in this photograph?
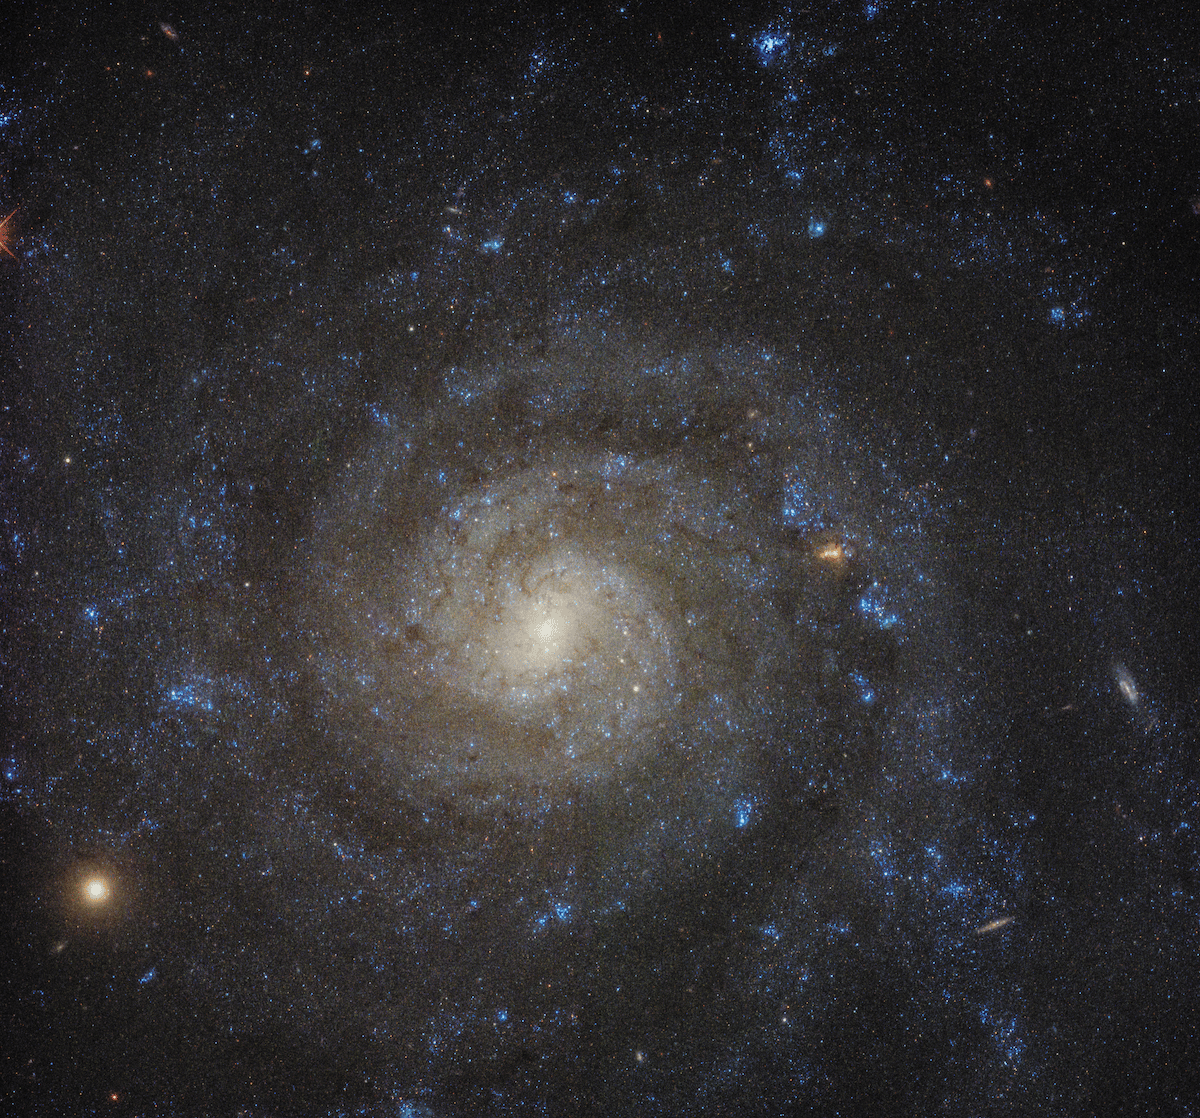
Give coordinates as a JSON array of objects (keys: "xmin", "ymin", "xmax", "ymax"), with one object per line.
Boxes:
[{"xmin": 0, "ymin": 208, "xmax": 18, "ymax": 259}]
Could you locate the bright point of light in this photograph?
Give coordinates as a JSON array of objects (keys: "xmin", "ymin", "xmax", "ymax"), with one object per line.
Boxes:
[{"xmin": 83, "ymin": 876, "xmax": 110, "ymax": 903}]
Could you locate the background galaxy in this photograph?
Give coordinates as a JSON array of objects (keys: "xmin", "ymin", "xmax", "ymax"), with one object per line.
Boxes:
[{"xmin": 2, "ymin": 3, "xmax": 1199, "ymax": 1115}]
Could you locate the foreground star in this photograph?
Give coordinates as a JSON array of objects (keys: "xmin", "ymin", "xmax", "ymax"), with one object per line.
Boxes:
[{"xmin": 0, "ymin": 208, "xmax": 17, "ymax": 259}]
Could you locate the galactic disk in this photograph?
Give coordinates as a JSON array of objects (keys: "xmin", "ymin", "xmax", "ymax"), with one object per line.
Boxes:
[{"xmin": 302, "ymin": 329, "xmax": 957, "ymax": 915}]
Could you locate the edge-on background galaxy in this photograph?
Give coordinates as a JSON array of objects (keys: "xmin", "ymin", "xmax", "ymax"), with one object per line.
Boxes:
[{"xmin": 4, "ymin": 3, "xmax": 1198, "ymax": 1115}]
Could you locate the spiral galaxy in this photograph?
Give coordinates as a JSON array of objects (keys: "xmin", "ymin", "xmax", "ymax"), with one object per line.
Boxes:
[
  {"xmin": 9, "ymin": 3, "xmax": 1197, "ymax": 1110},
  {"xmin": 304, "ymin": 330, "xmax": 942, "ymax": 920}
]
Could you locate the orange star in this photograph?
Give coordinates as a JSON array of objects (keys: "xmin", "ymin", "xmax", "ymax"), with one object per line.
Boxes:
[{"xmin": 0, "ymin": 208, "xmax": 18, "ymax": 259}]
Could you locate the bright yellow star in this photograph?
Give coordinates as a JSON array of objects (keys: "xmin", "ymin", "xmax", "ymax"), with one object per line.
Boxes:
[{"xmin": 83, "ymin": 876, "xmax": 111, "ymax": 904}]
